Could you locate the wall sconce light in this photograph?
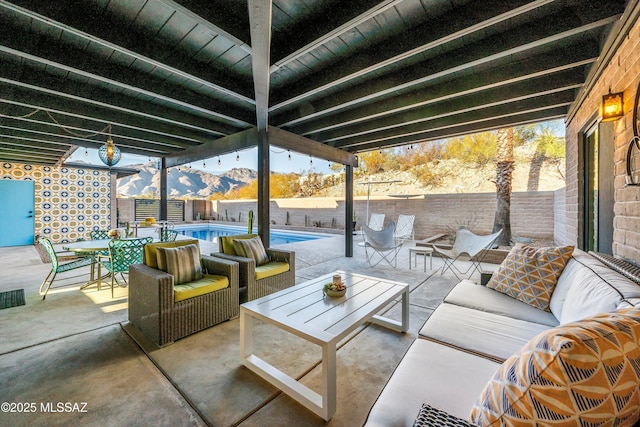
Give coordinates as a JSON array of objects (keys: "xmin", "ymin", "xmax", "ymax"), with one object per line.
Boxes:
[
  {"xmin": 98, "ymin": 124, "xmax": 121, "ymax": 167},
  {"xmin": 602, "ymin": 91, "xmax": 624, "ymax": 122}
]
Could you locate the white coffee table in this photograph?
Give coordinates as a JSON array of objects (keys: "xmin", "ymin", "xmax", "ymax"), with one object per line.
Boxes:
[{"xmin": 240, "ymin": 271, "xmax": 409, "ymax": 421}]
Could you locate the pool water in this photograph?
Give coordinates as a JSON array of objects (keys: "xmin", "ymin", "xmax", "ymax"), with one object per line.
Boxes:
[{"xmin": 174, "ymin": 224, "xmax": 331, "ymax": 246}]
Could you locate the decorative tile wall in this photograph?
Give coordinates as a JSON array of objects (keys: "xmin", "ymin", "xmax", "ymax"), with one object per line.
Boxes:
[{"xmin": 1, "ymin": 163, "xmax": 111, "ymax": 243}]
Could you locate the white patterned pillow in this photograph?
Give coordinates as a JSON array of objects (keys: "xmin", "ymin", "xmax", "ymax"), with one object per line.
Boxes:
[
  {"xmin": 470, "ymin": 308, "xmax": 640, "ymax": 425},
  {"xmin": 156, "ymin": 244, "xmax": 203, "ymax": 285},
  {"xmin": 487, "ymin": 244, "xmax": 574, "ymax": 311},
  {"xmin": 233, "ymin": 236, "xmax": 270, "ymax": 266}
]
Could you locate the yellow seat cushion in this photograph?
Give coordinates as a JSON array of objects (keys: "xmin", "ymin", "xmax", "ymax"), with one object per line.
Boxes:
[
  {"xmin": 173, "ymin": 274, "xmax": 229, "ymax": 302},
  {"xmin": 144, "ymin": 239, "xmax": 200, "ymax": 268},
  {"xmin": 255, "ymin": 262, "xmax": 289, "ymax": 280},
  {"xmin": 219, "ymin": 234, "xmax": 256, "ymax": 255}
]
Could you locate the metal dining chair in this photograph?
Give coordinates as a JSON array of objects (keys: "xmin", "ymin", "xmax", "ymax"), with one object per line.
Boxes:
[
  {"xmin": 97, "ymin": 237, "xmax": 153, "ymax": 297},
  {"xmin": 160, "ymin": 229, "xmax": 179, "ymax": 242},
  {"xmin": 38, "ymin": 237, "xmax": 94, "ymax": 300}
]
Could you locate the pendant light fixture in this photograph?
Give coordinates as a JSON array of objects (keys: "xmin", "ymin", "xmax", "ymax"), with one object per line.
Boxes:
[{"xmin": 98, "ymin": 124, "xmax": 121, "ymax": 167}]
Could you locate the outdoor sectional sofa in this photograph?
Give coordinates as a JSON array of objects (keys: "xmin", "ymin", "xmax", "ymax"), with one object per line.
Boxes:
[{"xmin": 364, "ymin": 248, "xmax": 640, "ymax": 426}]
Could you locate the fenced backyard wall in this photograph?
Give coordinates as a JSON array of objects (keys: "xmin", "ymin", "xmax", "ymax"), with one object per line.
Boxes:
[{"xmin": 117, "ymin": 191, "xmax": 557, "ymax": 241}]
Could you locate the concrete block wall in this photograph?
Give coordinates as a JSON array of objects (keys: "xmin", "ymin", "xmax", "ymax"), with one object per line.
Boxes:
[
  {"xmin": 564, "ymin": 13, "xmax": 640, "ymax": 262},
  {"xmin": 206, "ymin": 191, "xmax": 556, "ymax": 240},
  {"xmin": 553, "ymin": 187, "xmax": 569, "ymax": 245}
]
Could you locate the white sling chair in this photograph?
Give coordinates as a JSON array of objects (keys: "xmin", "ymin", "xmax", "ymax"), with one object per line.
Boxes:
[
  {"xmin": 363, "ymin": 221, "xmax": 402, "ymax": 268},
  {"xmin": 367, "ymin": 213, "xmax": 385, "ymax": 231},
  {"xmin": 433, "ymin": 228, "xmax": 502, "ymax": 280},
  {"xmin": 394, "ymin": 214, "xmax": 415, "ymax": 244}
]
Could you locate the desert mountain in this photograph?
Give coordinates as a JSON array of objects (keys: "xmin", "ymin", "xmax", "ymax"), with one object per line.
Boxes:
[{"xmin": 117, "ymin": 163, "xmax": 257, "ymax": 198}]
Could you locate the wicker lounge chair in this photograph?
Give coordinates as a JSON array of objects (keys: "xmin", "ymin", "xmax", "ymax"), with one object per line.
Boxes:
[
  {"xmin": 213, "ymin": 233, "xmax": 295, "ymax": 303},
  {"xmin": 128, "ymin": 239, "xmax": 239, "ymax": 346}
]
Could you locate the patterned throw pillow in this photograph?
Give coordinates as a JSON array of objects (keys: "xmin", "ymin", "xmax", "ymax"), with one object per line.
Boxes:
[
  {"xmin": 233, "ymin": 236, "xmax": 270, "ymax": 266},
  {"xmin": 470, "ymin": 308, "xmax": 640, "ymax": 426},
  {"xmin": 156, "ymin": 244, "xmax": 203, "ymax": 285},
  {"xmin": 486, "ymin": 245, "xmax": 574, "ymax": 311}
]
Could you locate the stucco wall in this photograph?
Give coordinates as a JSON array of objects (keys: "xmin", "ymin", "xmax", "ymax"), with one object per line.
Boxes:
[{"xmin": 564, "ymin": 13, "xmax": 640, "ymax": 262}]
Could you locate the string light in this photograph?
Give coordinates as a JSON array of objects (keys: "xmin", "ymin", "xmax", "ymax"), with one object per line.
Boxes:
[
  {"xmin": 85, "ymin": 147, "xmax": 88, "ymax": 156},
  {"xmin": 217, "ymin": 156, "xmax": 221, "ymax": 166},
  {"xmin": 288, "ymin": 150, "xmax": 291, "ymax": 161},
  {"xmin": 309, "ymin": 155, "xmax": 313, "ymax": 166},
  {"xmin": 189, "ymin": 163, "xmax": 192, "ymax": 169},
  {"xmin": 202, "ymin": 160, "xmax": 206, "ymax": 168},
  {"xmin": 236, "ymin": 151, "xmax": 240, "ymax": 161}
]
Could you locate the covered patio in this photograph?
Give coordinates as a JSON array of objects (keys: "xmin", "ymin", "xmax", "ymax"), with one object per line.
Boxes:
[
  {"xmin": 1, "ymin": 0, "xmax": 637, "ymax": 260},
  {"xmin": 2, "ymin": 0, "xmax": 640, "ymax": 425},
  {"xmin": 0, "ymin": 235, "xmax": 464, "ymax": 426}
]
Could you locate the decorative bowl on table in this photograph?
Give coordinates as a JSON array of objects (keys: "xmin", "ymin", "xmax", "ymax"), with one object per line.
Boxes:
[{"xmin": 323, "ymin": 282, "xmax": 347, "ymax": 298}]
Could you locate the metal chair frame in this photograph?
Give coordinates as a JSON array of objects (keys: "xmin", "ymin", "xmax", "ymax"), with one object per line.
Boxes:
[
  {"xmin": 433, "ymin": 229, "xmax": 502, "ymax": 280},
  {"xmin": 98, "ymin": 237, "xmax": 153, "ymax": 297},
  {"xmin": 394, "ymin": 214, "xmax": 415, "ymax": 245},
  {"xmin": 363, "ymin": 221, "xmax": 402, "ymax": 268},
  {"xmin": 159, "ymin": 229, "xmax": 179, "ymax": 242},
  {"xmin": 368, "ymin": 213, "xmax": 386, "ymax": 231},
  {"xmin": 38, "ymin": 237, "xmax": 94, "ymax": 300}
]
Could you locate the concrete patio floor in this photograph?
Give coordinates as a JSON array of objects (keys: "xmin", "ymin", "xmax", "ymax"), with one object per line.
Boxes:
[{"xmin": 0, "ymin": 234, "xmax": 490, "ymax": 426}]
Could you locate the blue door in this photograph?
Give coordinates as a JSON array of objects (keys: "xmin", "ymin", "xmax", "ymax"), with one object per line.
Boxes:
[{"xmin": 0, "ymin": 180, "xmax": 35, "ymax": 247}]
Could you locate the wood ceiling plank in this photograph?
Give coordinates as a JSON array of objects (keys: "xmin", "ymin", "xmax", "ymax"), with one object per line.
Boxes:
[
  {"xmin": 268, "ymin": 0, "xmax": 548, "ymax": 105},
  {"xmin": 343, "ymin": 108, "xmax": 568, "ymax": 152},
  {"xmin": 270, "ymin": 13, "xmax": 617, "ymax": 126},
  {"xmin": 0, "ymin": 38, "xmax": 253, "ymax": 129},
  {"xmin": 0, "ymin": 79, "xmax": 217, "ymax": 148},
  {"xmin": 2, "ymin": 1, "xmax": 255, "ymax": 104},
  {"xmin": 284, "ymin": 46, "xmax": 598, "ymax": 135},
  {"xmin": 161, "ymin": 0, "xmax": 252, "ymax": 49},
  {"xmin": 318, "ymin": 74, "xmax": 584, "ymax": 144},
  {"xmin": 0, "ymin": 62, "xmax": 243, "ymax": 139},
  {"xmin": 335, "ymin": 95, "xmax": 574, "ymax": 149}
]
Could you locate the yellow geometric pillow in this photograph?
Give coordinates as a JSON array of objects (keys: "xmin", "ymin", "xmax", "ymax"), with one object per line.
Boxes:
[
  {"xmin": 487, "ymin": 245, "xmax": 574, "ymax": 311},
  {"xmin": 470, "ymin": 308, "xmax": 640, "ymax": 426}
]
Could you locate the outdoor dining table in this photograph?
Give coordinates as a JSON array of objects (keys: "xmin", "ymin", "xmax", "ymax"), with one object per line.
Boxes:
[
  {"xmin": 62, "ymin": 238, "xmax": 157, "ymax": 290},
  {"xmin": 62, "ymin": 239, "xmax": 112, "ymax": 289}
]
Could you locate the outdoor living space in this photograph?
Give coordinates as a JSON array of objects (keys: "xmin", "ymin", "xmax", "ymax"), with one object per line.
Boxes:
[
  {"xmin": 4, "ymin": 1, "xmax": 640, "ymax": 426},
  {"xmin": 0, "ymin": 234, "xmax": 470, "ymax": 426}
]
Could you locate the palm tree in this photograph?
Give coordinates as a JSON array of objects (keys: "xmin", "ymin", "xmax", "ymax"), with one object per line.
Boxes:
[{"xmin": 492, "ymin": 127, "xmax": 514, "ymax": 246}]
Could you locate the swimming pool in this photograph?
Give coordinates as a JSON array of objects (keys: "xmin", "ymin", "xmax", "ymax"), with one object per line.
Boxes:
[{"xmin": 173, "ymin": 224, "xmax": 332, "ymax": 246}]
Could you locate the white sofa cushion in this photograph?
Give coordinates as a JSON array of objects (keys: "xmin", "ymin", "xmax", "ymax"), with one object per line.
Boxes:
[
  {"xmin": 444, "ymin": 280, "xmax": 559, "ymax": 326},
  {"xmin": 550, "ymin": 250, "xmax": 640, "ymax": 323},
  {"xmin": 419, "ymin": 303, "xmax": 551, "ymax": 361},
  {"xmin": 364, "ymin": 339, "xmax": 500, "ymax": 427}
]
